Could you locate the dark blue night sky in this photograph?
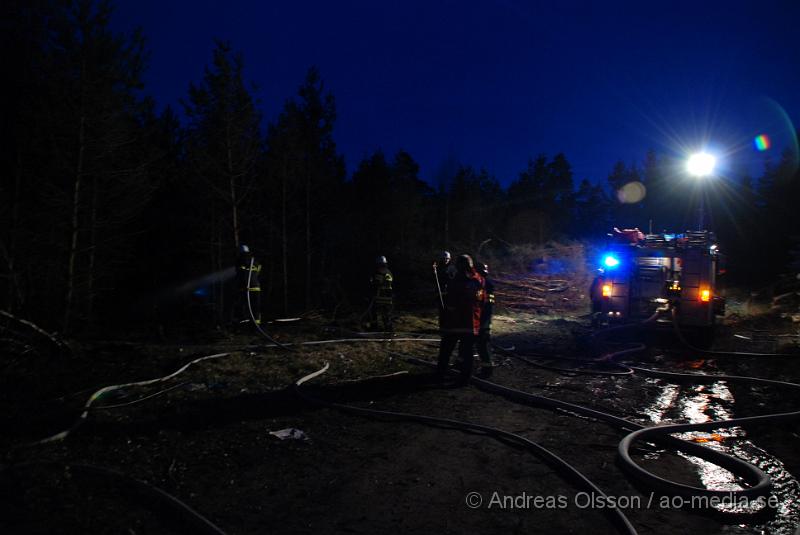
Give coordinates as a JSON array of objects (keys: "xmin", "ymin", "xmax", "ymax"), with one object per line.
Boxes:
[{"xmin": 112, "ymin": 0, "xmax": 800, "ymax": 186}]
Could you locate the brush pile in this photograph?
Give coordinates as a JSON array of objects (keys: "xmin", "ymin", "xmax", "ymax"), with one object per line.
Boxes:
[{"xmin": 486, "ymin": 241, "xmax": 593, "ymax": 315}]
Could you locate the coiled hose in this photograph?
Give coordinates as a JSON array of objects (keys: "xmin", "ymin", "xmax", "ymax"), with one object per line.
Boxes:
[
  {"xmin": 612, "ymin": 359, "xmax": 800, "ymax": 500},
  {"xmin": 503, "ymin": 308, "xmax": 800, "ymax": 515},
  {"xmin": 497, "ymin": 325, "xmax": 800, "ymax": 503},
  {"xmin": 401, "ymin": 354, "xmax": 775, "ymax": 501}
]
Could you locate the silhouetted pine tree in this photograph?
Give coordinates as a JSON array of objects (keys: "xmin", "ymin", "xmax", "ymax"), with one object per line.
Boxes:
[
  {"xmin": 449, "ymin": 165, "xmax": 502, "ymax": 247},
  {"xmin": 757, "ymin": 149, "xmax": 800, "ymax": 275},
  {"xmin": 183, "ymin": 40, "xmax": 263, "ymax": 324},
  {"xmin": 606, "ymin": 161, "xmax": 646, "ymax": 230},
  {"xmin": 0, "ymin": 0, "xmax": 154, "ymax": 332},
  {"xmin": 351, "ymin": 150, "xmax": 392, "ymax": 252},
  {"xmin": 572, "ymin": 179, "xmax": 611, "ymax": 239},
  {"xmin": 265, "ymin": 67, "xmax": 344, "ymax": 312},
  {"xmin": 545, "ymin": 153, "xmax": 575, "ymax": 236},
  {"xmin": 0, "ymin": 0, "xmax": 50, "ymax": 316},
  {"xmin": 390, "ymin": 150, "xmax": 436, "ymax": 255},
  {"xmin": 507, "ymin": 155, "xmax": 551, "ymax": 244}
]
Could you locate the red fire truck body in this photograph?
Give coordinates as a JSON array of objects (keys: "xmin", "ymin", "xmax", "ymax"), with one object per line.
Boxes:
[{"xmin": 593, "ymin": 230, "xmax": 725, "ymax": 339}]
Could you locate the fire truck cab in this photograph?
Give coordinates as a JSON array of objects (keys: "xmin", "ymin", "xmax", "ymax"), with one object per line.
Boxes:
[{"xmin": 591, "ymin": 228, "xmax": 725, "ymax": 343}]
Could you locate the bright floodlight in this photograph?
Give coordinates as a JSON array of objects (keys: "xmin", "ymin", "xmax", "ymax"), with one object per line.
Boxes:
[{"xmin": 687, "ymin": 152, "xmax": 716, "ymax": 177}]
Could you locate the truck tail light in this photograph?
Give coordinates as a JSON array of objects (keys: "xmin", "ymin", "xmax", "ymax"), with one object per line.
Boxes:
[
  {"xmin": 699, "ymin": 288, "xmax": 711, "ymax": 302},
  {"xmin": 602, "ymin": 284, "xmax": 612, "ymax": 298}
]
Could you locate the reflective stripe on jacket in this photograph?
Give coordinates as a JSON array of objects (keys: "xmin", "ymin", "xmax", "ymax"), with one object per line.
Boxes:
[
  {"xmin": 373, "ymin": 268, "xmax": 393, "ymax": 305},
  {"xmin": 236, "ymin": 254, "xmax": 262, "ymax": 291}
]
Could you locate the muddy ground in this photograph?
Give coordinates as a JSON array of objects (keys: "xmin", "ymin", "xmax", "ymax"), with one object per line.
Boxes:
[{"xmin": 2, "ymin": 303, "xmax": 800, "ymax": 535}]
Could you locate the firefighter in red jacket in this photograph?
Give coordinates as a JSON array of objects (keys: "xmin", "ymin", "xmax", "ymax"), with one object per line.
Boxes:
[{"xmin": 436, "ymin": 254, "xmax": 486, "ymax": 383}]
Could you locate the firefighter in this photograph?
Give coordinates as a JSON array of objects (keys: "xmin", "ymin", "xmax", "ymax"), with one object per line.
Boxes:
[
  {"xmin": 369, "ymin": 256, "xmax": 393, "ymax": 331},
  {"xmin": 589, "ymin": 268, "xmax": 605, "ymax": 327},
  {"xmin": 436, "ymin": 254, "xmax": 486, "ymax": 383},
  {"xmin": 433, "ymin": 251, "xmax": 453, "ymax": 296},
  {"xmin": 475, "ymin": 262, "xmax": 495, "ymax": 378},
  {"xmin": 433, "ymin": 250, "xmax": 454, "ymax": 325},
  {"xmin": 235, "ymin": 244, "xmax": 262, "ymax": 326}
]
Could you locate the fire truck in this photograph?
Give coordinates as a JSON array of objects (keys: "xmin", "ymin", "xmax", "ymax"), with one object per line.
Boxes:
[{"xmin": 591, "ymin": 228, "xmax": 725, "ymax": 344}]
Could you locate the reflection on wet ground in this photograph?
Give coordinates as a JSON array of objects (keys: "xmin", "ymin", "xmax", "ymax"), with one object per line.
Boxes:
[{"xmin": 643, "ymin": 376, "xmax": 800, "ymax": 533}]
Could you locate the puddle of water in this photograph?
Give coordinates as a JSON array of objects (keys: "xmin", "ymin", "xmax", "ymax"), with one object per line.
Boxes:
[
  {"xmin": 643, "ymin": 381, "xmax": 680, "ymax": 424},
  {"xmin": 643, "ymin": 378, "xmax": 800, "ymax": 533}
]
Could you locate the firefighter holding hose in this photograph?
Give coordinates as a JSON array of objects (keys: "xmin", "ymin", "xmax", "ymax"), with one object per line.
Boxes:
[{"xmin": 234, "ymin": 244, "xmax": 262, "ymax": 327}]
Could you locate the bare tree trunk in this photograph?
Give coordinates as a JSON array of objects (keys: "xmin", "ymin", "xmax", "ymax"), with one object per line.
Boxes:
[
  {"xmin": 281, "ymin": 156, "xmax": 289, "ymax": 314},
  {"xmin": 227, "ymin": 126, "xmax": 240, "ymax": 249},
  {"xmin": 64, "ymin": 113, "xmax": 86, "ymax": 333},
  {"xmin": 5, "ymin": 151, "xmax": 24, "ymax": 312},
  {"xmin": 210, "ymin": 202, "xmax": 217, "ymax": 324},
  {"xmin": 2, "ymin": 243, "xmax": 17, "ymax": 312},
  {"xmin": 63, "ymin": 56, "xmax": 91, "ymax": 334},
  {"xmin": 217, "ymin": 220, "xmax": 224, "ymax": 327},
  {"xmin": 209, "ymin": 201, "xmax": 226, "ymax": 327},
  {"xmin": 266, "ymin": 205, "xmax": 275, "ymax": 304},
  {"xmin": 86, "ymin": 172, "xmax": 98, "ymax": 323},
  {"xmin": 305, "ymin": 165, "xmax": 311, "ymax": 311}
]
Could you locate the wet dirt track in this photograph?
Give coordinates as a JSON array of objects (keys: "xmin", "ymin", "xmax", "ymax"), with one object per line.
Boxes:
[{"xmin": 2, "ymin": 314, "xmax": 800, "ymax": 534}]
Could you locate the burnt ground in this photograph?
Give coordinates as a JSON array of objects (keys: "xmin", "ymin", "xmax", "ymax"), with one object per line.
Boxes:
[{"xmin": 2, "ymin": 306, "xmax": 800, "ymax": 535}]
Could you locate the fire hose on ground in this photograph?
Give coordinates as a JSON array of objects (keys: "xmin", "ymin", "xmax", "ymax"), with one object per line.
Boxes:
[
  {"xmin": 397, "ymin": 352, "xmax": 781, "ymax": 503},
  {"xmin": 612, "ymin": 363, "xmax": 800, "ymax": 499},
  {"xmin": 294, "ymin": 362, "xmax": 639, "ymax": 535},
  {"xmin": 300, "ymin": 312, "xmax": 800, "ymax": 519},
  {"xmin": 6, "ymin": 299, "xmax": 799, "ymax": 533},
  {"xmin": 11, "ymin": 340, "xmax": 797, "ymax": 534},
  {"xmin": 492, "ymin": 308, "xmax": 800, "ymax": 504},
  {"xmin": 471, "ymin": 364, "xmax": 796, "ymax": 501},
  {"xmin": 246, "ymin": 256, "xmax": 294, "ymax": 351},
  {"xmin": 7, "ymin": 336, "xmax": 440, "ymax": 450}
]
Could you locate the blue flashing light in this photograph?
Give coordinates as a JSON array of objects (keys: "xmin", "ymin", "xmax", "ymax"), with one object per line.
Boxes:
[{"xmin": 603, "ymin": 255, "xmax": 620, "ymax": 268}]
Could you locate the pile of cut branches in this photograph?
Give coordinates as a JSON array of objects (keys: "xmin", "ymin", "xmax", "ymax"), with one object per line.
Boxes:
[{"xmin": 493, "ymin": 273, "xmax": 589, "ymax": 313}]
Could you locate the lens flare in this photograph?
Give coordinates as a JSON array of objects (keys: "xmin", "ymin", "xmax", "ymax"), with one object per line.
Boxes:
[
  {"xmin": 616, "ymin": 181, "xmax": 646, "ymax": 204},
  {"xmin": 754, "ymin": 134, "xmax": 771, "ymax": 151}
]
